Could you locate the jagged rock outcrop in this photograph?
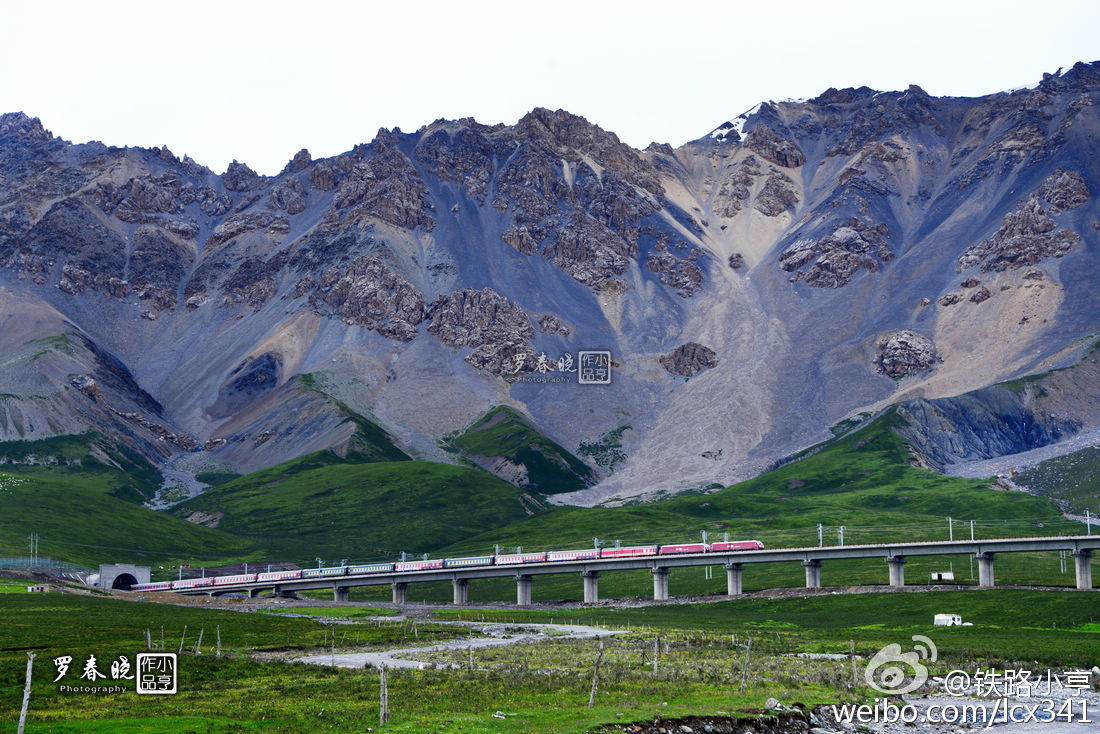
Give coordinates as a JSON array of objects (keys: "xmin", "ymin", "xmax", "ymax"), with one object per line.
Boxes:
[
  {"xmin": 309, "ymin": 255, "xmax": 426, "ymax": 340},
  {"xmin": 111, "ymin": 172, "xmax": 184, "ymax": 222},
  {"xmin": 712, "ymin": 156, "xmax": 759, "ymax": 216},
  {"xmin": 779, "ymin": 218, "xmax": 893, "ymax": 287},
  {"xmin": 542, "ymin": 213, "xmax": 636, "ymax": 289},
  {"xmin": 969, "ymin": 285, "xmax": 992, "ymax": 303},
  {"xmin": 334, "ymin": 142, "xmax": 435, "ymax": 230},
  {"xmin": 536, "ymin": 313, "xmax": 571, "ymax": 336},
  {"xmin": 753, "ymin": 172, "xmax": 798, "ymax": 216},
  {"xmin": 646, "ymin": 250, "xmax": 704, "ymax": 297},
  {"xmin": 206, "ymin": 211, "xmax": 288, "ymax": 249},
  {"xmin": 223, "ymin": 160, "xmax": 259, "ymax": 192},
  {"xmin": 415, "ymin": 125, "xmax": 494, "ymax": 202},
  {"xmin": 659, "ymin": 342, "xmax": 718, "ymax": 377},
  {"xmin": 958, "ymin": 169, "xmax": 1087, "ymax": 271},
  {"xmin": 281, "ymin": 148, "xmax": 312, "ymax": 175},
  {"xmin": 957, "ymin": 195, "xmax": 1081, "ymax": 271},
  {"xmin": 269, "ymin": 178, "xmax": 307, "ymax": 215},
  {"xmin": 874, "ymin": 330, "xmax": 941, "ymax": 378},
  {"xmin": 493, "ymin": 109, "xmax": 668, "ymax": 291},
  {"xmin": 746, "ymin": 123, "xmax": 806, "ymax": 168},
  {"xmin": 1039, "ymin": 168, "xmax": 1089, "ymax": 212},
  {"xmin": 427, "ymin": 287, "xmax": 534, "ymax": 373}
]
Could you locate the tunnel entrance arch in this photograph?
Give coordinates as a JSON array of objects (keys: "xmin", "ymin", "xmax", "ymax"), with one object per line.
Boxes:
[
  {"xmin": 111, "ymin": 573, "xmax": 138, "ymax": 590},
  {"xmin": 98, "ymin": 564, "xmax": 149, "ymax": 591}
]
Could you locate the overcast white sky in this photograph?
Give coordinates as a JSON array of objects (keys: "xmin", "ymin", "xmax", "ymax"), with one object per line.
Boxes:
[{"xmin": 2, "ymin": 1, "xmax": 1097, "ymax": 174}]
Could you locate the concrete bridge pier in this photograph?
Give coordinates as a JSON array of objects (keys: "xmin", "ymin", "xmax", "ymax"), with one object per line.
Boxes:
[
  {"xmin": 976, "ymin": 553, "xmax": 996, "ymax": 588},
  {"xmin": 392, "ymin": 582, "xmax": 408, "ymax": 605},
  {"xmin": 452, "ymin": 578, "xmax": 469, "ymax": 604},
  {"xmin": 652, "ymin": 567, "xmax": 670, "ymax": 601},
  {"xmin": 1073, "ymin": 550, "xmax": 1093, "ymax": 590},
  {"xmin": 249, "ymin": 587, "xmax": 264, "ymax": 598},
  {"xmin": 333, "ymin": 586, "xmax": 350, "ymax": 602},
  {"xmin": 887, "ymin": 556, "xmax": 906, "ymax": 588},
  {"xmin": 516, "ymin": 575, "xmax": 532, "ymax": 606},
  {"xmin": 803, "ymin": 559, "xmax": 822, "ymax": 589},
  {"xmin": 273, "ymin": 586, "xmax": 295, "ymax": 598},
  {"xmin": 582, "ymin": 571, "xmax": 599, "ymax": 603},
  {"xmin": 725, "ymin": 563, "xmax": 743, "ymax": 596}
]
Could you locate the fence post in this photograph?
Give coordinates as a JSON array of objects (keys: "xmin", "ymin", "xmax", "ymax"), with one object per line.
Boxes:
[
  {"xmin": 588, "ymin": 639, "xmax": 605, "ymax": 708},
  {"xmin": 379, "ymin": 664, "xmax": 389, "ymax": 724},
  {"xmin": 18, "ymin": 652, "xmax": 34, "ymax": 734},
  {"xmin": 739, "ymin": 637, "xmax": 753, "ymax": 694}
]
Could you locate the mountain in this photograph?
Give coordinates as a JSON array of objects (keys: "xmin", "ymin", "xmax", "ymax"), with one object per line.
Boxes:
[{"xmin": 0, "ymin": 62, "xmax": 1097, "ymax": 505}]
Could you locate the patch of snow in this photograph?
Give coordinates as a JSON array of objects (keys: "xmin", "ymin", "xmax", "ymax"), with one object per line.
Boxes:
[
  {"xmin": 998, "ymin": 80, "xmax": 1042, "ymax": 94},
  {"xmin": 997, "ymin": 64, "xmax": 1077, "ymax": 95},
  {"xmin": 708, "ymin": 102, "xmax": 762, "ymax": 141}
]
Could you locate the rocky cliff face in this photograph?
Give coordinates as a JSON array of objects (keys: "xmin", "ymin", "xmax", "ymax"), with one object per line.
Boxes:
[{"xmin": 1, "ymin": 61, "xmax": 1098, "ymax": 504}]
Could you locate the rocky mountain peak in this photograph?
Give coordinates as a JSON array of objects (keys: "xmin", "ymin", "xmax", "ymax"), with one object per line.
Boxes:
[
  {"xmin": 0, "ymin": 62, "xmax": 1097, "ymax": 505},
  {"xmin": 1038, "ymin": 60, "xmax": 1100, "ymax": 93},
  {"xmin": 281, "ymin": 148, "xmax": 312, "ymax": 175},
  {"xmin": 0, "ymin": 111, "xmax": 53, "ymax": 142},
  {"xmin": 223, "ymin": 160, "xmax": 260, "ymax": 191}
]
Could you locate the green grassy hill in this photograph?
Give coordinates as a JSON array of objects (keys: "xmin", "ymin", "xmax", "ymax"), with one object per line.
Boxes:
[
  {"xmin": 0, "ymin": 433, "xmax": 265, "ymax": 567},
  {"xmin": 0, "ymin": 468, "xmax": 261, "ymax": 568},
  {"xmin": 446, "ymin": 405, "xmax": 597, "ymax": 494},
  {"xmin": 171, "ymin": 454, "xmax": 542, "ymax": 562},
  {"xmin": 0, "ymin": 432, "xmax": 163, "ymax": 503},
  {"xmin": 0, "ymin": 408, "xmax": 1084, "ymax": 587},
  {"xmin": 441, "ymin": 408, "xmax": 1070, "ymax": 557}
]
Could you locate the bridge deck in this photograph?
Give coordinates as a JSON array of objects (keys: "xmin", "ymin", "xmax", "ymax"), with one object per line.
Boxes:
[{"xmin": 175, "ymin": 535, "xmax": 1100, "ymax": 598}]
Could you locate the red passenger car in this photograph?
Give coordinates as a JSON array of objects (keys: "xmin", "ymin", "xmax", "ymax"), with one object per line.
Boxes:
[
  {"xmin": 599, "ymin": 545, "xmax": 658, "ymax": 558},
  {"xmin": 708, "ymin": 540, "xmax": 765, "ymax": 552},
  {"xmin": 658, "ymin": 543, "xmax": 708, "ymax": 555}
]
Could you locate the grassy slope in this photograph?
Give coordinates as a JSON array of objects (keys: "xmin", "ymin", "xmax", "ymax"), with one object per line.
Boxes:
[
  {"xmin": 297, "ymin": 374, "xmax": 411, "ymax": 462},
  {"xmin": 0, "ymin": 433, "xmax": 263, "ymax": 567},
  {"xmin": 448, "ymin": 405, "xmax": 596, "ymax": 494},
  {"xmin": 338, "ymin": 410, "xmax": 1082, "ymax": 603},
  {"xmin": 1016, "ymin": 447, "xmax": 1100, "ymax": 514},
  {"xmin": 0, "ymin": 467, "xmax": 262, "ymax": 568},
  {"xmin": 0, "ymin": 407, "xmax": 1080, "ymax": 589},
  {"xmin": 0, "ymin": 432, "xmax": 163, "ymax": 504},
  {"xmin": 171, "ymin": 454, "xmax": 538, "ymax": 562},
  {"xmin": 444, "ymin": 409, "xmax": 1067, "ymax": 555}
]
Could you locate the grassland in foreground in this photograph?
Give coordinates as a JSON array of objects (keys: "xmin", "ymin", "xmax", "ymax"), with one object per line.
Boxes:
[{"xmin": 1, "ymin": 588, "xmax": 1098, "ymax": 732}]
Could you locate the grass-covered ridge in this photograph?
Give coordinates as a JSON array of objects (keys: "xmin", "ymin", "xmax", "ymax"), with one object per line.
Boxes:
[
  {"xmin": 447, "ymin": 405, "xmax": 597, "ymax": 494},
  {"xmin": 0, "ymin": 431, "xmax": 163, "ymax": 504},
  {"xmin": 0, "ymin": 467, "xmax": 262, "ymax": 568},
  {"xmin": 2, "ymin": 407, "xmax": 1080, "ymax": 578},
  {"xmin": 441, "ymin": 407, "xmax": 1069, "ymax": 558},
  {"xmin": 171, "ymin": 454, "xmax": 541, "ymax": 562},
  {"xmin": 296, "ymin": 374, "xmax": 411, "ymax": 463}
]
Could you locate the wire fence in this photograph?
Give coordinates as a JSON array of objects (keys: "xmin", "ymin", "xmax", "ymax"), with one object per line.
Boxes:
[{"xmin": 0, "ymin": 557, "xmax": 93, "ymax": 574}]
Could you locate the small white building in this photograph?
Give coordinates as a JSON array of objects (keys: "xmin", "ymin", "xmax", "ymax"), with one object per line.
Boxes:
[
  {"xmin": 931, "ymin": 571, "xmax": 955, "ymax": 582},
  {"xmin": 934, "ymin": 613, "xmax": 963, "ymax": 626}
]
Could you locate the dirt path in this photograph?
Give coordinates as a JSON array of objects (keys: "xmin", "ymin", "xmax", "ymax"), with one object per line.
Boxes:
[{"xmin": 290, "ymin": 621, "xmax": 625, "ymax": 669}]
